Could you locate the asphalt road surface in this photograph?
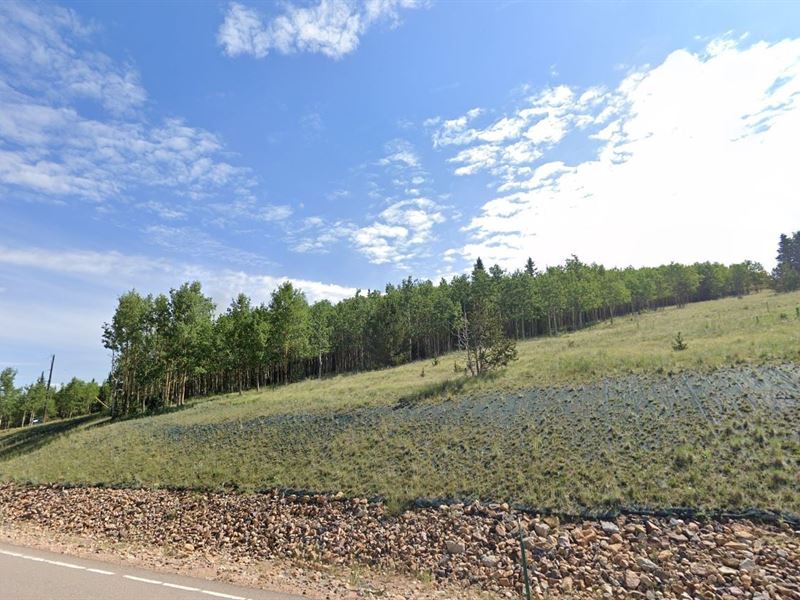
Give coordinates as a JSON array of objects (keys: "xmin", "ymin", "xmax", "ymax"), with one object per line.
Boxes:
[{"xmin": 0, "ymin": 542, "xmax": 304, "ymax": 600}]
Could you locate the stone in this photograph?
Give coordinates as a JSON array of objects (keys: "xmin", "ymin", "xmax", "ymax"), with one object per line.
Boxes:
[
  {"xmin": 481, "ymin": 554, "xmax": 499, "ymax": 568},
  {"xmin": 625, "ymin": 570, "xmax": 641, "ymax": 590},
  {"xmin": 739, "ymin": 559, "xmax": 756, "ymax": 572},
  {"xmin": 637, "ymin": 557, "xmax": 658, "ymax": 572},
  {"xmin": 534, "ymin": 522, "xmax": 550, "ymax": 537},
  {"xmin": 445, "ymin": 540, "xmax": 465, "ymax": 554},
  {"xmin": 601, "ymin": 521, "xmax": 620, "ymax": 535},
  {"xmin": 522, "ymin": 536, "xmax": 536, "ymax": 551}
]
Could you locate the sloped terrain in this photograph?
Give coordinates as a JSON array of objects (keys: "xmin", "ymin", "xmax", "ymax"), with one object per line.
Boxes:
[
  {"xmin": 1, "ymin": 364, "xmax": 798, "ymax": 514},
  {"xmin": 2, "ymin": 292, "xmax": 800, "ymax": 515}
]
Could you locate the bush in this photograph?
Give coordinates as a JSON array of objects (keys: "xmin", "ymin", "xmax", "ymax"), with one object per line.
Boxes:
[{"xmin": 672, "ymin": 332, "xmax": 688, "ymax": 352}]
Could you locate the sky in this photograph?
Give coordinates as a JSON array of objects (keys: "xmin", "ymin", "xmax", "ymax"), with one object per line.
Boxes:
[{"xmin": 2, "ymin": 0, "xmax": 800, "ymax": 385}]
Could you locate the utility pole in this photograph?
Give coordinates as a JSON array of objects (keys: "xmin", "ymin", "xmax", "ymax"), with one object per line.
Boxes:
[{"xmin": 44, "ymin": 354, "xmax": 55, "ymax": 423}]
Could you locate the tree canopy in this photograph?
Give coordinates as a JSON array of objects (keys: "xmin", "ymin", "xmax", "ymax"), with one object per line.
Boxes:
[{"xmin": 96, "ymin": 256, "xmax": 767, "ymax": 416}]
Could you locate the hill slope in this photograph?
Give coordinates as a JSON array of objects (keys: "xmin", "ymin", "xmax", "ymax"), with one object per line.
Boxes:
[{"xmin": 2, "ymin": 290, "xmax": 799, "ymax": 514}]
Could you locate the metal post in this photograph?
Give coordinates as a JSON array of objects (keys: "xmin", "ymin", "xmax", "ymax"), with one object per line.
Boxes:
[{"xmin": 517, "ymin": 516, "xmax": 532, "ymax": 600}]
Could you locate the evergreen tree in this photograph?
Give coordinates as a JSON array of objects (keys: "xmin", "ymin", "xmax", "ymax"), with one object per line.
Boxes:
[
  {"xmin": 773, "ymin": 231, "xmax": 800, "ymax": 292},
  {"xmin": 524, "ymin": 257, "xmax": 538, "ymax": 277}
]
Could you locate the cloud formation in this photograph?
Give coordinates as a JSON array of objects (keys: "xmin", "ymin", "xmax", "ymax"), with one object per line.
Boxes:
[
  {"xmin": 352, "ymin": 197, "xmax": 445, "ymax": 266},
  {"xmin": 0, "ymin": 2, "xmax": 146, "ymax": 115},
  {"xmin": 0, "ymin": 2, "xmax": 255, "ymax": 205},
  {"xmin": 435, "ymin": 37, "xmax": 800, "ymax": 271},
  {"xmin": 0, "ymin": 244, "xmax": 357, "ymax": 305},
  {"xmin": 217, "ymin": 0, "xmax": 420, "ymax": 60}
]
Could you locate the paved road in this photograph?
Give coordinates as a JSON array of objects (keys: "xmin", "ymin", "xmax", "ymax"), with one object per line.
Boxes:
[{"xmin": 0, "ymin": 542, "xmax": 304, "ymax": 600}]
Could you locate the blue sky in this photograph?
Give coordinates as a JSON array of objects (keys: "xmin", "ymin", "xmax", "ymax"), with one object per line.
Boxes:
[{"xmin": 2, "ymin": 0, "xmax": 800, "ymax": 384}]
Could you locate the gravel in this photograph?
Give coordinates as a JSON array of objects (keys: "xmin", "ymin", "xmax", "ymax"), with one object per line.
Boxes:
[{"xmin": 1, "ymin": 484, "xmax": 799, "ymax": 599}]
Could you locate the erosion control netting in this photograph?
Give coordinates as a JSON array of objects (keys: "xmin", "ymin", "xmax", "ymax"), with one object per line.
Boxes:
[
  {"xmin": 11, "ymin": 364, "xmax": 799, "ymax": 520},
  {"xmin": 152, "ymin": 364, "xmax": 800, "ymax": 512}
]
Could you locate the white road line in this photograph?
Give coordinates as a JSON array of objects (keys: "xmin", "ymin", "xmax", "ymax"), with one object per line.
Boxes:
[
  {"xmin": 123, "ymin": 574, "xmax": 164, "ymax": 585},
  {"xmin": 199, "ymin": 591, "xmax": 247, "ymax": 600},
  {"xmin": 163, "ymin": 582, "xmax": 200, "ymax": 592},
  {"xmin": 2, "ymin": 548, "xmax": 256, "ymax": 600},
  {"xmin": 48, "ymin": 560, "xmax": 86, "ymax": 570}
]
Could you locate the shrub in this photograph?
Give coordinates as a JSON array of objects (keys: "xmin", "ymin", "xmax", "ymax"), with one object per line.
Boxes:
[{"xmin": 672, "ymin": 332, "xmax": 688, "ymax": 351}]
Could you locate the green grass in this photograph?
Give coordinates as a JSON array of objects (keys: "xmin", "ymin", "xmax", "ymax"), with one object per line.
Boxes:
[{"xmin": 2, "ymin": 290, "xmax": 799, "ymax": 515}]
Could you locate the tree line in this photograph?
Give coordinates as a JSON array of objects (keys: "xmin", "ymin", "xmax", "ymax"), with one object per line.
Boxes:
[
  {"xmin": 98, "ymin": 255, "xmax": 769, "ymax": 416},
  {"xmin": 0, "ymin": 369, "xmax": 106, "ymax": 429},
  {"xmin": 7, "ymin": 229, "xmax": 798, "ymax": 426}
]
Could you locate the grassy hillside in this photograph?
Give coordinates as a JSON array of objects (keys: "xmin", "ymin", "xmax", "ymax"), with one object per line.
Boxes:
[{"xmin": 1, "ymin": 290, "xmax": 799, "ymax": 514}]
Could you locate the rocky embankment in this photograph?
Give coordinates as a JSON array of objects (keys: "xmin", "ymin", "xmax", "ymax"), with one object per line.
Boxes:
[{"xmin": 1, "ymin": 485, "xmax": 798, "ymax": 599}]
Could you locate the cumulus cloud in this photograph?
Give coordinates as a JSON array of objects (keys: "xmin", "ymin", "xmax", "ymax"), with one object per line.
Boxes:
[
  {"xmin": 441, "ymin": 37, "xmax": 800, "ymax": 271},
  {"xmin": 378, "ymin": 138, "xmax": 420, "ymax": 168},
  {"xmin": 217, "ymin": 0, "xmax": 420, "ymax": 60},
  {"xmin": 352, "ymin": 197, "xmax": 445, "ymax": 266},
  {"xmin": 427, "ymin": 85, "xmax": 606, "ymax": 184}
]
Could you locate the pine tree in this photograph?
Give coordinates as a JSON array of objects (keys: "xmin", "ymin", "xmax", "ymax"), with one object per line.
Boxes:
[
  {"xmin": 524, "ymin": 257, "xmax": 537, "ymax": 277},
  {"xmin": 773, "ymin": 231, "xmax": 800, "ymax": 292}
]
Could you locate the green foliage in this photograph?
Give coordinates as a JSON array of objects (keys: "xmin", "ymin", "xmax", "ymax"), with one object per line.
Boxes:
[
  {"xmin": 458, "ymin": 267, "xmax": 518, "ymax": 375},
  {"xmin": 99, "ymin": 255, "xmax": 770, "ymax": 413},
  {"xmin": 268, "ymin": 282, "xmax": 310, "ymax": 383},
  {"xmin": 665, "ymin": 263, "xmax": 700, "ymax": 307},
  {"xmin": 54, "ymin": 378, "xmax": 100, "ymax": 419},
  {"xmin": 772, "ymin": 231, "xmax": 800, "ymax": 292},
  {"xmin": 672, "ymin": 332, "xmax": 688, "ymax": 352},
  {"xmin": 0, "ymin": 368, "xmax": 20, "ymax": 429},
  {"xmin": 5, "ymin": 358, "xmax": 799, "ymax": 516}
]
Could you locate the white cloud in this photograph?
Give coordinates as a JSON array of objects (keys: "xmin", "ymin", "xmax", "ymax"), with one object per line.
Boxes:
[
  {"xmin": 217, "ymin": 0, "xmax": 420, "ymax": 60},
  {"xmin": 0, "ymin": 4, "xmax": 255, "ymax": 208},
  {"xmin": 289, "ymin": 218, "xmax": 356, "ymax": 254},
  {"xmin": 141, "ymin": 200, "xmax": 187, "ymax": 220},
  {"xmin": 352, "ymin": 197, "xmax": 445, "ymax": 266},
  {"xmin": 427, "ymin": 107, "xmax": 483, "ymax": 147},
  {"xmin": 0, "ymin": 244, "xmax": 171, "ymax": 279},
  {"xmin": 0, "ymin": 2, "xmax": 146, "ymax": 115},
  {"xmin": 379, "ymin": 140, "xmax": 420, "ymax": 168},
  {"xmin": 208, "ymin": 199, "xmax": 294, "ymax": 225},
  {"xmin": 445, "ymin": 38, "xmax": 800, "ymax": 271},
  {"xmin": 524, "ymin": 114, "xmax": 568, "ymax": 144},
  {"xmin": 0, "ymin": 244, "xmax": 357, "ymax": 305},
  {"xmin": 144, "ymin": 225, "xmax": 275, "ymax": 267}
]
